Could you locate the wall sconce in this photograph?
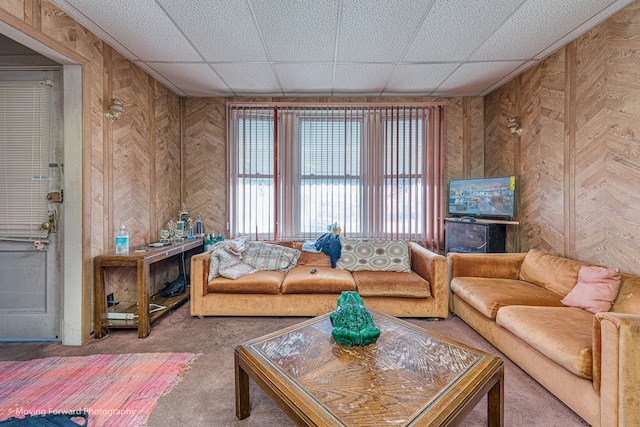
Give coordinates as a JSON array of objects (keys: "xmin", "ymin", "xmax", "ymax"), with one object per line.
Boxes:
[
  {"xmin": 507, "ymin": 117, "xmax": 523, "ymax": 136},
  {"xmin": 105, "ymin": 99, "xmax": 126, "ymax": 124}
]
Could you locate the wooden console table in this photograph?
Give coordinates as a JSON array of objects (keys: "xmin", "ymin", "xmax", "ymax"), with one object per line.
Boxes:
[{"xmin": 93, "ymin": 239, "xmax": 203, "ymax": 338}]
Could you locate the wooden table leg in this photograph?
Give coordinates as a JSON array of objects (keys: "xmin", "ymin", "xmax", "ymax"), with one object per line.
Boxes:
[
  {"xmin": 235, "ymin": 351, "xmax": 251, "ymax": 420},
  {"xmin": 137, "ymin": 259, "xmax": 150, "ymax": 338},
  {"xmin": 487, "ymin": 364, "xmax": 504, "ymax": 427},
  {"xmin": 93, "ymin": 263, "xmax": 106, "ymax": 339}
]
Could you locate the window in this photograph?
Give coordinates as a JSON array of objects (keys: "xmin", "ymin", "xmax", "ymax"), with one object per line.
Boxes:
[
  {"xmin": 228, "ymin": 103, "xmax": 445, "ymax": 249},
  {"xmin": 0, "ymin": 81, "xmax": 53, "ymax": 241}
]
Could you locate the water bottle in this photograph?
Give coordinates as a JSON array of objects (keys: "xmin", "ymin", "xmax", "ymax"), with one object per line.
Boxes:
[{"xmin": 115, "ymin": 222, "xmax": 129, "ymax": 254}]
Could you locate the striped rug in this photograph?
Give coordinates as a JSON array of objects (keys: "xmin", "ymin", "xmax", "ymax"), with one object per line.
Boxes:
[{"xmin": 0, "ymin": 352, "xmax": 197, "ymax": 426}]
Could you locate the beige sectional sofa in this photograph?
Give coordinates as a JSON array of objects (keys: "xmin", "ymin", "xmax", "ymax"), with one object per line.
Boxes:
[
  {"xmin": 449, "ymin": 249, "xmax": 640, "ymax": 427},
  {"xmin": 190, "ymin": 240, "xmax": 448, "ymax": 319}
]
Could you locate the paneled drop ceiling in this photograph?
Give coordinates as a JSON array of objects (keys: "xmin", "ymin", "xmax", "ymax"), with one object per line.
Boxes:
[{"xmin": 51, "ymin": 0, "xmax": 633, "ymax": 98}]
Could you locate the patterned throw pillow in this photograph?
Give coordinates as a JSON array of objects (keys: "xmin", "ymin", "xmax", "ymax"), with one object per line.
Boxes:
[
  {"xmin": 242, "ymin": 241, "xmax": 301, "ymax": 272},
  {"xmin": 336, "ymin": 238, "xmax": 411, "ymax": 272}
]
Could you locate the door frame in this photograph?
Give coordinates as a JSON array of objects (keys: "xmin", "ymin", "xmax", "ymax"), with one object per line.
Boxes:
[{"xmin": 1, "ymin": 16, "xmax": 85, "ymax": 345}]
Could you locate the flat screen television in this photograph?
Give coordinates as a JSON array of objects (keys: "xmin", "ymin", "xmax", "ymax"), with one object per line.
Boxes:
[{"xmin": 448, "ymin": 176, "xmax": 516, "ymax": 219}]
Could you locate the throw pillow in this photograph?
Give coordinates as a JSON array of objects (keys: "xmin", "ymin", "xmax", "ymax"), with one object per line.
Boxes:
[
  {"xmin": 208, "ymin": 236, "xmax": 249, "ymax": 281},
  {"xmin": 335, "ymin": 238, "xmax": 411, "ymax": 272},
  {"xmin": 242, "ymin": 241, "xmax": 301, "ymax": 272},
  {"xmin": 561, "ymin": 265, "xmax": 621, "ymax": 314}
]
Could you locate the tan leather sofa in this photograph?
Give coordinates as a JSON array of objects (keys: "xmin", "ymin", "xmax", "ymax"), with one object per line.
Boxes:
[
  {"xmin": 449, "ymin": 249, "xmax": 640, "ymax": 427},
  {"xmin": 191, "ymin": 241, "xmax": 448, "ymax": 319}
]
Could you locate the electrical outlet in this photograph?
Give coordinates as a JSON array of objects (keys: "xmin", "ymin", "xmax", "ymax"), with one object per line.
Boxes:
[{"xmin": 107, "ymin": 293, "xmax": 119, "ymax": 307}]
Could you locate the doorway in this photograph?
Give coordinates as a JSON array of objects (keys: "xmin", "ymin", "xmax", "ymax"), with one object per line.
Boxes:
[
  {"xmin": 0, "ymin": 65, "xmax": 63, "ymax": 340},
  {"xmin": 0, "ymin": 25, "xmax": 84, "ymax": 345}
]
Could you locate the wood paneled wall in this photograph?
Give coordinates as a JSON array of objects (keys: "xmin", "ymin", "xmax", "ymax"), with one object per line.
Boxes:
[
  {"xmin": 484, "ymin": 1, "xmax": 640, "ymax": 275},
  {"xmin": 182, "ymin": 96, "xmax": 484, "ymax": 245},
  {"xmin": 0, "ymin": 0, "xmax": 182, "ymax": 341}
]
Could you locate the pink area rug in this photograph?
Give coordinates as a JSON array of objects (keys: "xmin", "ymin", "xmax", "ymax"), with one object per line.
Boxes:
[{"xmin": 0, "ymin": 352, "xmax": 197, "ymax": 426}]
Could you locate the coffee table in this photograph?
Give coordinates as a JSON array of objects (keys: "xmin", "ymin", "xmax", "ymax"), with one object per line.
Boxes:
[{"xmin": 235, "ymin": 310, "xmax": 503, "ymax": 426}]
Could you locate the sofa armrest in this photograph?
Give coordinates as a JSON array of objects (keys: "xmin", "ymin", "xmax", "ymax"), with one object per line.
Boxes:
[
  {"xmin": 409, "ymin": 243, "xmax": 447, "ymax": 311},
  {"xmin": 190, "ymin": 252, "xmax": 211, "ymax": 299},
  {"xmin": 448, "ymin": 252, "xmax": 527, "ymax": 280},
  {"xmin": 409, "ymin": 243, "xmax": 446, "ymax": 284},
  {"xmin": 595, "ymin": 312, "xmax": 640, "ymax": 425}
]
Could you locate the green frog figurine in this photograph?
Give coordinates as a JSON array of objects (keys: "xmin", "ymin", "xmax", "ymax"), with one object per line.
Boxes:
[{"xmin": 329, "ymin": 291, "xmax": 381, "ymax": 347}]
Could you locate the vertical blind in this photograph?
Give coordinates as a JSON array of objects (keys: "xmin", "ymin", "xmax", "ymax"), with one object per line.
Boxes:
[
  {"xmin": 0, "ymin": 81, "xmax": 53, "ymax": 241},
  {"xmin": 228, "ymin": 102, "xmax": 445, "ymax": 250}
]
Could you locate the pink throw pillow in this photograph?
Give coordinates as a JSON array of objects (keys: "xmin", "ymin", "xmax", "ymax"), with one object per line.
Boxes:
[{"xmin": 561, "ymin": 265, "xmax": 621, "ymax": 313}]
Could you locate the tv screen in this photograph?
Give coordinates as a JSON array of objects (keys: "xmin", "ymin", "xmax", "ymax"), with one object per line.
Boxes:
[{"xmin": 448, "ymin": 176, "xmax": 516, "ymax": 219}]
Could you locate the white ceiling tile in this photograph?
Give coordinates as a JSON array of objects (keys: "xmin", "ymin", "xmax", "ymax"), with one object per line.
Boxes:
[
  {"xmin": 534, "ymin": 0, "xmax": 634, "ymax": 59},
  {"xmin": 337, "ymin": 0, "xmax": 432, "ymax": 63},
  {"xmin": 470, "ymin": 0, "xmax": 628, "ymax": 61},
  {"xmin": 144, "ymin": 62, "xmax": 230, "ymax": 97},
  {"xmin": 273, "ymin": 63, "xmax": 334, "ymax": 94},
  {"xmin": 333, "ymin": 63, "xmax": 396, "ymax": 93},
  {"xmin": 157, "ymin": 0, "xmax": 267, "ymax": 62},
  {"xmin": 403, "ymin": 0, "xmax": 521, "ymax": 62},
  {"xmin": 436, "ymin": 62, "xmax": 526, "ymax": 96},
  {"xmin": 385, "ymin": 63, "xmax": 459, "ymax": 94},
  {"xmin": 52, "ymin": 0, "xmax": 201, "ymax": 62},
  {"xmin": 212, "ymin": 63, "xmax": 282, "ymax": 95},
  {"xmin": 49, "ymin": 0, "xmax": 634, "ymax": 97},
  {"xmin": 251, "ymin": 0, "xmax": 339, "ymax": 62}
]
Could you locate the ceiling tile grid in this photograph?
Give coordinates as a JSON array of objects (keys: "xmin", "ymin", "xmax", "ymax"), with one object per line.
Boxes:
[
  {"xmin": 49, "ymin": 0, "xmax": 635, "ymax": 97},
  {"xmin": 157, "ymin": 0, "xmax": 268, "ymax": 62}
]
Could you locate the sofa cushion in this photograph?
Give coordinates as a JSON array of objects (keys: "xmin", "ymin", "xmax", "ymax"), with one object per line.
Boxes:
[
  {"xmin": 519, "ymin": 248, "xmax": 585, "ymax": 296},
  {"xmin": 450, "ymin": 277, "xmax": 564, "ymax": 319},
  {"xmin": 336, "ymin": 238, "xmax": 411, "ymax": 272},
  {"xmin": 242, "ymin": 241, "xmax": 301, "ymax": 272},
  {"xmin": 281, "ymin": 266, "xmax": 356, "ymax": 294},
  {"xmin": 562, "ymin": 265, "xmax": 621, "ymax": 313},
  {"xmin": 207, "ymin": 270, "xmax": 285, "ymax": 294},
  {"xmin": 496, "ymin": 306, "xmax": 594, "ymax": 379},
  {"xmin": 353, "ymin": 271, "xmax": 431, "ymax": 298}
]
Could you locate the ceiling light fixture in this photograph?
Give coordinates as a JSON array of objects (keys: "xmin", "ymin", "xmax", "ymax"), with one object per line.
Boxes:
[
  {"xmin": 507, "ymin": 117, "xmax": 523, "ymax": 136},
  {"xmin": 105, "ymin": 99, "xmax": 126, "ymax": 124}
]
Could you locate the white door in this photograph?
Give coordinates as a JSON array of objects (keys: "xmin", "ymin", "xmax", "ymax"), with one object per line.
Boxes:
[{"xmin": 0, "ymin": 68, "xmax": 63, "ymax": 340}]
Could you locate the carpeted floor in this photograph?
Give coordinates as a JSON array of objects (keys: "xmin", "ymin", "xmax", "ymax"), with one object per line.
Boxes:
[{"xmin": 0, "ymin": 303, "xmax": 589, "ymax": 426}]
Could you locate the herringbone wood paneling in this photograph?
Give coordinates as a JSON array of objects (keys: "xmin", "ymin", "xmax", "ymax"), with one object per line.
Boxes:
[
  {"xmin": 1, "ymin": 0, "xmax": 23, "ymax": 20},
  {"xmin": 574, "ymin": 17, "xmax": 611, "ymax": 267},
  {"xmin": 154, "ymin": 81, "xmax": 181, "ymax": 236},
  {"xmin": 107, "ymin": 50, "xmax": 153, "ymax": 302},
  {"xmin": 469, "ymin": 97, "xmax": 485, "ymax": 177},
  {"xmin": 485, "ymin": 1, "xmax": 640, "ymax": 275},
  {"xmin": 535, "ymin": 52, "xmax": 565, "ymax": 256},
  {"xmin": 443, "ymin": 98, "xmax": 464, "ymax": 182},
  {"xmin": 601, "ymin": 2, "xmax": 640, "ymax": 272},
  {"xmin": 184, "ymin": 97, "xmax": 228, "ymax": 238}
]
